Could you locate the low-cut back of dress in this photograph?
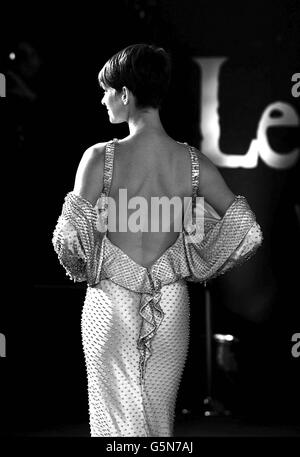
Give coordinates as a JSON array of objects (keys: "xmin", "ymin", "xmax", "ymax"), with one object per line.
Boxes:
[
  {"xmin": 81, "ymin": 138, "xmax": 199, "ymax": 437},
  {"xmin": 53, "ymin": 138, "xmax": 262, "ymax": 437}
]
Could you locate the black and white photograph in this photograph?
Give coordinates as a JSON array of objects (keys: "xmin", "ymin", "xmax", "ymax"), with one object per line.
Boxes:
[{"xmin": 1, "ymin": 0, "xmax": 299, "ymax": 450}]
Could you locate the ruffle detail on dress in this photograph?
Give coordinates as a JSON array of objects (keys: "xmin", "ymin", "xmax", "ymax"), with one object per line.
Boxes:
[{"xmin": 137, "ymin": 277, "xmax": 164, "ymax": 386}]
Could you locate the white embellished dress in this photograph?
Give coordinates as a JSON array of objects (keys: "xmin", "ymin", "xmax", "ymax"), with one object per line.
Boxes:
[{"xmin": 52, "ymin": 138, "xmax": 263, "ymax": 437}]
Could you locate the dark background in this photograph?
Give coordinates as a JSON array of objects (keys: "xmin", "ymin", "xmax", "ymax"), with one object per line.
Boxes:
[{"xmin": 0, "ymin": 0, "xmax": 299, "ymax": 436}]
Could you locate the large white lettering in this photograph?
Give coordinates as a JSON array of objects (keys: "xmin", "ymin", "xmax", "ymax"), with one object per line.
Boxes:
[
  {"xmin": 257, "ymin": 102, "xmax": 299, "ymax": 169},
  {"xmin": 194, "ymin": 57, "xmax": 299, "ymax": 169}
]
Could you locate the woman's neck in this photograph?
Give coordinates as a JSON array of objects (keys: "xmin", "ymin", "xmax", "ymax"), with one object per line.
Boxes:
[{"xmin": 127, "ymin": 108, "xmax": 167, "ymax": 138}]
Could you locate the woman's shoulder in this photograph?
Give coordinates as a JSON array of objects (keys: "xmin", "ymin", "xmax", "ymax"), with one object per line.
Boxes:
[
  {"xmin": 83, "ymin": 140, "xmax": 110, "ymax": 158},
  {"xmin": 73, "ymin": 141, "xmax": 112, "ymax": 205},
  {"xmin": 79, "ymin": 139, "xmax": 117, "ymax": 168},
  {"xmin": 190, "ymin": 146, "xmax": 220, "ymax": 174}
]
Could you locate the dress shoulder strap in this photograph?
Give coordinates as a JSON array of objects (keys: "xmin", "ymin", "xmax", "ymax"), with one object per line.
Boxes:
[
  {"xmin": 102, "ymin": 138, "xmax": 118, "ymax": 196},
  {"xmin": 187, "ymin": 143, "xmax": 200, "ymax": 199},
  {"xmin": 178, "ymin": 141, "xmax": 200, "ymax": 199}
]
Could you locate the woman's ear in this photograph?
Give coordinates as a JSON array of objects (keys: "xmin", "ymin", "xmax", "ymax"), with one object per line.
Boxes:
[{"xmin": 121, "ymin": 86, "xmax": 129, "ymax": 105}]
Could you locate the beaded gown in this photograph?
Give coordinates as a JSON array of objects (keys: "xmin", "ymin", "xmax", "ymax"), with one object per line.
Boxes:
[{"xmin": 52, "ymin": 138, "xmax": 263, "ymax": 437}]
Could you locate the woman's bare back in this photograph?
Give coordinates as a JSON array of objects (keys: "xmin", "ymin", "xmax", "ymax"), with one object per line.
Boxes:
[{"xmin": 107, "ymin": 136, "xmax": 194, "ymax": 268}]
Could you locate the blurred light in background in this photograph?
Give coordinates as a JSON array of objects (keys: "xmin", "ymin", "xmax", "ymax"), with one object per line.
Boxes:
[{"xmin": 214, "ymin": 334, "xmax": 236, "ymax": 343}]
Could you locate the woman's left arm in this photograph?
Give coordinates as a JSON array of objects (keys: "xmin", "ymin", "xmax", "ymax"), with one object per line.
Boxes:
[
  {"xmin": 52, "ymin": 143, "xmax": 107, "ymax": 284},
  {"xmin": 73, "ymin": 143, "xmax": 106, "ymax": 205}
]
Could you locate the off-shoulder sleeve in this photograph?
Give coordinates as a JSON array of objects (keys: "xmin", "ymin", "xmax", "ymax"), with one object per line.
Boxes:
[
  {"xmin": 52, "ymin": 192, "xmax": 105, "ymax": 285},
  {"xmin": 183, "ymin": 195, "xmax": 263, "ymax": 283}
]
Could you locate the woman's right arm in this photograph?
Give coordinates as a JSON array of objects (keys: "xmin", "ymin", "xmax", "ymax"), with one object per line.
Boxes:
[
  {"xmin": 196, "ymin": 149, "xmax": 236, "ymax": 216},
  {"xmin": 183, "ymin": 148, "xmax": 263, "ymax": 282}
]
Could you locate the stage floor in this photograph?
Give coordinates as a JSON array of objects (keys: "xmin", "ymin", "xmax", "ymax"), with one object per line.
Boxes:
[{"xmin": 12, "ymin": 415, "xmax": 300, "ymax": 437}]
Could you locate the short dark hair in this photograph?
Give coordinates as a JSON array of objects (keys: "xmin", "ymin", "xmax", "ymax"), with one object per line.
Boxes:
[{"xmin": 98, "ymin": 43, "xmax": 172, "ymax": 110}]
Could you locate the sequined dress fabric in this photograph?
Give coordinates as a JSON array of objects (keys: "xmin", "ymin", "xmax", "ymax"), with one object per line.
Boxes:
[{"xmin": 52, "ymin": 138, "xmax": 263, "ymax": 437}]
